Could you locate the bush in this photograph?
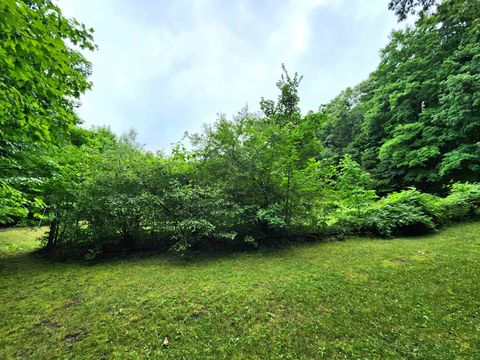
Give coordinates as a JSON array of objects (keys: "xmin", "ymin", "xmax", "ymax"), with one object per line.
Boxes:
[
  {"xmin": 438, "ymin": 183, "xmax": 480, "ymax": 222},
  {"xmin": 335, "ymin": 189, "xmax": 440, "ymax": 237},
  {"xmin": 365, "ymin": 203, "xmax": 436, "ymax": 237},
  {"xmin": 368, "ymin": 190, "xmax": 441, "ymax": 236},
  {"xmin": 331, "ymin": 207, "xmax": 371, "ymax": 236},
  {"xmin": 164, "ymin": 184, "xmax": 240, "ymax": 255}
]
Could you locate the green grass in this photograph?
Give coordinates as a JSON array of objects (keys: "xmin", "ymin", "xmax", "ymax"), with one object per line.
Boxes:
[
  {"xmin": 1, "ymin": 223, "xmax": 480, "ymax": 359},
  {"xmin": 0, "ymin": 227, "xmax": 46, "ymax": 257}
]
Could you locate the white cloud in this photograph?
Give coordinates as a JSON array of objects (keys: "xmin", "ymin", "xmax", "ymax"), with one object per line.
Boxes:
[{"xmin": 57, "ymin": 0, "xmax": 398, "ymax": 151}]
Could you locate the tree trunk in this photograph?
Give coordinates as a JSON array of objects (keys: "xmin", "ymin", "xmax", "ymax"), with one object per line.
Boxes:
[{"xmin": 47, "ymin": 207, "xmax": 59, "ymax": 250}]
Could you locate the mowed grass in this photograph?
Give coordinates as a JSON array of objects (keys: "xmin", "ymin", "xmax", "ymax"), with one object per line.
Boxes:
[
  {"xmin": 0, "ymin": 227, "xmax": 46, "ymax": 257},
  {"xmin": 1, "ymin": 223, "xmax": 480, "ymax": 359}
]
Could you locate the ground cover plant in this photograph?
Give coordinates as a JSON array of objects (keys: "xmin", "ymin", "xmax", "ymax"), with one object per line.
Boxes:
[{"xmin": 1, "ymin": 222, "xmax": 480, "ymax": 359}]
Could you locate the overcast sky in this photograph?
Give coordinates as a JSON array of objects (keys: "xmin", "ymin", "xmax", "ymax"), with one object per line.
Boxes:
[{"xmin": 59, "ymin": 0, "xmax": 400, "ymax": 152}]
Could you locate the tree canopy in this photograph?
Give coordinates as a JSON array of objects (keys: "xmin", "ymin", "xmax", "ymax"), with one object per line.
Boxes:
[
  {"xmin": 388, "ymin": 0, "xmax": 438, "ymax": 21},
  {"xmin": 320, "ymin": 0, "xmax": 480, "ymax": 193},
  {"xmin": 0, "ymin": 0, "xmax": 95, "ymax": 223}
]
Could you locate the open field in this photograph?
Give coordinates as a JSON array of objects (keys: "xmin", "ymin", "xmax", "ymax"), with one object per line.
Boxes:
[{"xmin": 1, "ymin": 223, "xmax": 480, "ymax": 359}]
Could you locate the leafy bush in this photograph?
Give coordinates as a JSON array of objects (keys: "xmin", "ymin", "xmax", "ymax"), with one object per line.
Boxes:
[
  {"xmin": 34, "ymin": 61, "xmax": 480, "ymax": 257},
  {"xmin": 164, "ymin": 184, "xmax": 239, "ymax": 255},
  {"xmin": 369, "ymin": 190, "xmax": 441, "ymax": 236},
  {"xmin": 335, "ymin": 189, "xmax": 440, "ymax": 237},
  {"xmin": 438, "ymin": 183, "xmax": 480, "ymax": 222},
  {"xmin": 365, "ymin": 202, "xmax": 436, "ymax": 237},
  {"xmin": 255, "ymin": 204, "xmax": 287, "ymax": 231}
]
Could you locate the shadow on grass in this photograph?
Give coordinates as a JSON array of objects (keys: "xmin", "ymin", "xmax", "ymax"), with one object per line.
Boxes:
[
  {"xmin": 1, "ymin": 220, "xmax": 478, "ymax": 275},
  {"xmin": 1, "ymin": 234, "xmax": 334, "ymax": 276}
]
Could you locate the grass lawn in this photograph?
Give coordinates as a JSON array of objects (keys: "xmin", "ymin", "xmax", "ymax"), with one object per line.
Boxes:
[
  {"xmin": 0, "ymin": 227, "xmax": 47, "ymax": 256},
  {"xmin": 1, "ymin": 223, "xmax": 479, "ymax": 359}
]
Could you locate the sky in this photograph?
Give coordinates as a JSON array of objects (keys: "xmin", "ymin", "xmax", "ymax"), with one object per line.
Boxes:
[{"xmin": 59, "ymin": 0, "xmax": 400, "ymax": 152}]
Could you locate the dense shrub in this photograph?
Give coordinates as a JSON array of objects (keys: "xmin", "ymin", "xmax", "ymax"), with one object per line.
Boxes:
[
  {"xmin": 374, "ymin": 189, "xmax": 439, "ymax": 236},
  {"xmin": 163, "ymin": 183, "xmax": 240, "ymax": 255},
  {"xmin": 364, "ymin": 201, "xmax": 436, "ymax": 237},
  {"xmin": 330, "ymin": 207, "xmax": 371, "ymax": 236},
  {"xmin": 335, "ymin": 189, "xmax": 440, "ymax": 237},
  {"xmin": 438, "ymin": 183, "xmax": 480, "ymax": 222},
  {"xmin": 335, "ymin": 185, "xmax": 480, "ymax": 238},
  {"xmin": 38, "ymin": 67, "xmax": 480, "ymax": 257}
]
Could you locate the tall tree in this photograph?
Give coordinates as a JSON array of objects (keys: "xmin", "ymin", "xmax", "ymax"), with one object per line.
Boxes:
[
  {"xmin": 320, "ymin": 0, "xmax": 480, "ymax": 193},
  {"xmin": 0, "ymin": 0, "xmax": 95, "ymax": 223},
  {"xmin": 318, "ymin": 81, "xmax": 371, "ymax": 162},
  {"xmin": 190, "ymin": 66, "xmax": 329, "ymax": 238}
]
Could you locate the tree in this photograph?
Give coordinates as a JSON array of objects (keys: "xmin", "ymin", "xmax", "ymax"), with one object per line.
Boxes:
[
  {"xmin": 189, "ymin": 66, "xmax": 331, "ymax": 240},
  {"xmin": 336, "ymin": 155, "xmax": 377, "ymax": 216},
  {"xmin": 321, "ymin": 0, "xmax": 480, "ymax": 193},
  {"xmin": 318, "ymin": 82, "xmax": 371, "ymax": 161},
  {"xmin": 41, "ymin": 127, "xmax": 118, "ymax": 249},
  {"xmin": 388, "ymin": 0, "xmax": 438, "ymax": 21},
  {"xmin": 372, "ymin": 0, "xmax": 480, "ymax": 191},
  {"xmin": 0, "ymin": 0, "xmax": 95, "ymax": 223}
]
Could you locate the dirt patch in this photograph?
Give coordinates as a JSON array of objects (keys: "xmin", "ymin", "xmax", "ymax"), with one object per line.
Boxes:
[
  {"xmin": 39, "ymin": 320, "xmax": 61, "ymax": 330},
  {"xmin": 391, "ymin": 258, "xmax": 408, "ymax": 264},
  {"xmin": 63, "ymin": 329, "xmax": 88, "ymax": 344},
  {"xmin": 64, "ymin": 294, "xmax": 83, "ymax": 308},
  {"xmin": 188, "ymin": 311, "xmax": 207, "ymax": 320}
]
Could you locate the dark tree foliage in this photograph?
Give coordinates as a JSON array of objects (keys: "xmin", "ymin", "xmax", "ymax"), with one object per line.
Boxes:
[
  {"xmin": 318, "ymin": 81, "xmax": 371, "ymax": 162},
  {"xmin": 388, "ymin": 0, "xmax": 438, "ymax": 21},
  {"xmin": 320, "ymin": 0, "xmax": 480, "ymax": 193}
]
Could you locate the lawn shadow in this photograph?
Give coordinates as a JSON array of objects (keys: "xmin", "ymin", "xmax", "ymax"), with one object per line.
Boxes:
[
  {"xmin": 1, "ymin": 233, "xmax": 335, "ymax": 275},
  {"xmin": 2, "ymin": 221, "xmax": 477, "ymax": 275}
]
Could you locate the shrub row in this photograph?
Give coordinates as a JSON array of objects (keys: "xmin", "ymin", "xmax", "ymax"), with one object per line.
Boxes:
[{"xmin": 334, "ymin": 183, "xmax": 480, "ymax": 237}]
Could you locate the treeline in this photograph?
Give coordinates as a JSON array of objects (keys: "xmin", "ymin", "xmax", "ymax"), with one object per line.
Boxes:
[
  {"xmin": 1, "ymin": 0, "xmax": 479, "ymax": 257},
  {"xmin": 319, "ymin": 0, "xmax": 480, "ymax": 193},
  {"xmin": 44, "ymin": 123, "xmax": 480, "ymax": 257}
]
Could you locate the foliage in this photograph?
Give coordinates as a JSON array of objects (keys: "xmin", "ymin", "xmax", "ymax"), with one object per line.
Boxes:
[
  {"xmin": 39, "ymin": 62, "xmax": 480, "ymax": 256},
  {"xmin": 39, "ymin": 67, "xmax": 337, "ymax": 256},
  {"xmin": 189, "ymin": 66, "xmax": 330, "ymax": 240},
  {"xmin": 165, "ymin": 184, "xmax": 239, "ymax": 255},
  {"xmin": 44, "ymin": 135, "xmax": 159, "ymax": 251},
  {"xmin": 438, "ymin": 182, "xmax": 480, "ymax": 222},
  {"xmin": 336, "ymin": 184, "xmax": 480, "ymax": 238},
  {"xmin": 0, "ymin": 182, "xmax": 29, "ymax": 224},
  {"xmin": 336, "ymin": 154, "xmax": 377, "ymax": 215},
  {"xmin": 363, "ymin": 190, "xmax": 439, "ymax": 237},
  {"xmin": 3, "ymin": 0, "xmax": 480, "ymax": 257},
  {"xmin": 43, "ymin": 133, "xmax": 242, "ymax": 256},
  {"xmin": 0, "ymin": 0, "xmax": 95, "ymax": 223},
  {"xmin": 388, "ymin": 0, "xmax": 438, "ymax": 21},
  {"xmin": 318, "ymin": 83, "xmax": 370, "ymax": 160},
  {"xmin": 319, "ymin": 0, "xmax": 480, "ymax": 193},
  {"xmin": 333, "ymin": 189, "xmax": 438, "ymax": 237}
]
